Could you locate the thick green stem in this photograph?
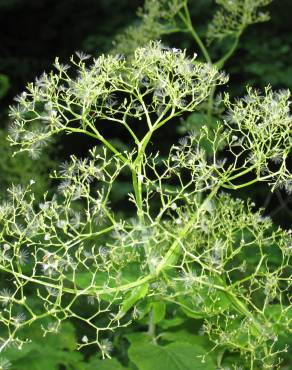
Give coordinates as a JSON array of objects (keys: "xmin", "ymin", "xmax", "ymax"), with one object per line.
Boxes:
[
  {"xmin": 148, "ymin": 308, "xmax": 157, "ymax": 342},
  {"xmin": 132, "ymin": 128, "xmax": 156, "ymax": 221},
  {"xmin": 132, "ymin": 163, "xmax": 144, "ymax": 223}
]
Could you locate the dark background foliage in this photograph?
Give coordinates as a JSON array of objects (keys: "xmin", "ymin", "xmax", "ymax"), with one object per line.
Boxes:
[{"xmin": 1, "ymin": 0, "xmax": 292, "ymax": 105}]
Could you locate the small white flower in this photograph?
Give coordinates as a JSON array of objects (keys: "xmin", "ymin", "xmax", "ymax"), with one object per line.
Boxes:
[
  {"xmin": 13, "ymin": 312, "xmax": 26, "ymax": 326},
  {"xmin": 0, "ymin": 358, "xmax": 11, "ymax": 370},
  {"xmin": 75, "ymin": 51, "xmax": 91, "ymax": 60},
  {"xmin": 0, "ymin": 288, "xmax": 13, "ymax": 306},
  {"xmin": 172, "ymin": 48, "xmax": 181, "ymax": 54},
  {"xmin": 100, "ymin": 339, "xmax": 113, "ymax": 358},
  {"xmin": 56, "ymin": 220, "xmax": 67, "ymax": 229},
  {"xmin": 3, "ymin": 244, "xmax": 10, "ymax": 251},
  {"xmin": 81, "ymin": 335, "xmax": 88, "ymax": 343},
  {"xmin": 18, "ymin": 249, "xmax": 29, "ymax": 265},
  {"xmin": 171, "ymin": 202, "xmax": 177, "ymax": 210}
]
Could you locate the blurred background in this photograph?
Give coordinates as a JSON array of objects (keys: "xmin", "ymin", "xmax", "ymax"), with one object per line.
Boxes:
[{"xmin": 0, "ymin": 1, "xmax": 291, "ymax": 368}]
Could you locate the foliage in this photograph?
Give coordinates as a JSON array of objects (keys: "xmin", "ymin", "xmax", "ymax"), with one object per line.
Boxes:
[
  {"xmin": 2, "ymin": 322, "xmax": 84, "ymax": 370},
  {"xmin": 113, "ymin": 0, "xmax": 272, "ymax": 66},
  {"xmin": 0, "ymin": 128, "xmax": 56, "ymax": 199},
  {"xmin": 0, "ymin": 42, "xmax": 291, "ymax": 369},
  {"xmin": 0, "ymin": 0, "xmax": 21, "ymax": 8},
  {"xmin": 230, "ymin": 32, "xmax": 292, "ymax": 89},
  {"xmin": 0, "ymin": 68, "xmax": 56, "ymax": 200},
  {"xmin": 128, "ymin": 340, "xmax": 215, "ymax": 370},
  {"xmin": 0, "ymin": 74, "xmax": 10, "ymax": 100},
  {"xmin": 113, "ymin": 0, "xmax": 185, "ymax": 57}
]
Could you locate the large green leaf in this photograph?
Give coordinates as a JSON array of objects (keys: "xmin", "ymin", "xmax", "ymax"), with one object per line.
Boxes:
[
  {"xmin": 159, "ymin": 330, "xmax": 218, "ymax": 363},
  {"xmin": 151, "ymin": 301, "xmax": 166, "ymax": 324},
  {"xmin": 137, "ymin": 300, "xmax": 167, "ymax": 324},
  {"xmin": 9, "ymin": 349, "xmax": 83, "ymax": 370},
  {"xmin": 86, "ymin": 358, "xmax": 126, "ymax": 370},
  {"xmin": 159, "ymin": 330, "xmax": 213, "ymax": 349},
  {"xmin": 128, "ymin": 341, "xmax": 215, "ymax": 370},
  {"xmin": 125, "ymin": 332, "xmax": 152, "ymax": 345},
  {"xmin": 4, "ymin": 322, "xmax": 84, "ymax": 370},
  {"xmin": 159, "ymin": 316, "xmax": 185, "ymax": 329}
]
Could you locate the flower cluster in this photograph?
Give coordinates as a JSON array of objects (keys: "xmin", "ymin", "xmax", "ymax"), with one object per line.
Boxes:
[
  {"xmin": 8, "ymin": 41, "xmax": 226, "ymax": 159},
  {"xmin": 207, "ymin": 0, "xmax": 273, "ymax": 42}
]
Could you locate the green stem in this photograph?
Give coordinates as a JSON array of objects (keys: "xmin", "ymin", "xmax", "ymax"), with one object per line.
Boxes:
[
  {"xmin": 178, "ymin": 5, "xmax": 212, "ymax": 64},
  {"xmin": 132, "ymin": 128, "xmax": 155, "ymax": 222},
  {"xmin": 223, "ymin": 173, "xmax": 278, "ymax": 190},
  {"xmin": 225, "ymin": 289, "xmax": 264, "ymax": 335},
  {"xmin": 166, "ymin": 281, "xmax": 265, "ymax": 336},
  {"xmin": 178, "ymin": 4, "xmax": 214, "ymax": 125},
  {"xmin": 215, "ymin": 37, "xmax": 240, "ymax": 69},
  {"xmin": 156, "ymin": 184, "xmax": 220, "ymax": 274},
  {"xmin": 148, "ymin": 308, "xmax": 156, "ymax": 342},
  {"xmin": 132, "ymin": 163, "xmax": 144, "ymax": 223},
  {"xmin": 207, "ymin": 85, "xmax": 216, "ymax": 125},
  {"xmin": 69, "ymin": 126, "xmax": 128, "ymax": 164},
  {"xmin": 226, "ymin": 164, "xmax": 257, "ymax": 182}
]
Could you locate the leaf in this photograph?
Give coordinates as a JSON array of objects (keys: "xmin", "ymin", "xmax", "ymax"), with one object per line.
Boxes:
[
  {"xmin": 68, "ymin": 271, "xmax": 114, "ymax": 301},
  {"xmin": 159, "ymin": 317, "xmax": 185, "ymax": 329},
  {"xmin": 4, "ymin": 322, "xmax": 84, "ymax": 370},
  {"xmin": 0, "ymin": 73, "xmax": 10, "ymax": 99},
  {"xmin": 86, "ymin": 357, "xmax": 126, "ymax": 370},
  {"xmin": 119, "ymin": 263, "xmax": 143, "ymax": 284},
  {"xmin": 11, "ymin": 350, "xmax": 84, "ymax": 370},
  {"xmin": 125, "ymin": 332, "xmax": 152, "ymax": 345},
  {"xmin": 135, "ymin": 300, "xmax": 166, "ymax": 324},
  {"xmin": 177, "ymin": 277, "xmax": 232, "ymax": 319},
  {"xmin": 6, "ymin": 342, "xmax": 84, "ymax": 370},
  {"xmin": 159, "ymin": 330, "xmax": 218, "ymax": 363},
  {"xmin": 220, "ymin": 355, "xmax": 245, "ymax": 369},
  {"xmin": 151, "ymin": 301, "xmax": 166, "ymax": 324},
  {"xmin": 67, "ymin": 271, "xmax": 108, "ymax": 289},
  {"xmin": 128, "ymin": 341, "xmax": 215, "ymax": 370},
  {"xmin": 160, "ymin": 330, "xmax": 213, "ymax": 349},
  {"xmin": 45, "ymin": 321, "xmax": 77, "ymax": 351},
  {"xmin": 264, "ymin": 304, "xmax": 292, "ymax": 320},
  {"xmin": 117, "ymin": 283, "xmax": 149, "ymax": 319},
  {"xmin": 264, "ymin": 304, "xmax": 292, "ymax": 334},
  {"xmin": 178, "ymin": 113, "xmax": 224, "ymax": 155}
]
